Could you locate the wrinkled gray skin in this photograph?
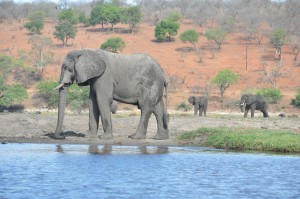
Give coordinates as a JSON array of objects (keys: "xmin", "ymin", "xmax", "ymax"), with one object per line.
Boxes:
[
  {"xmin": 188, "ymin": 96, "xmax": 208, "ymax": 116},
  {"xmin": 54, "ymin": 49, "xmax": 169, "ymax": 140},
  {"xmin": 240, "ymin": 94, "xmax": 269, "ymax": 118}
]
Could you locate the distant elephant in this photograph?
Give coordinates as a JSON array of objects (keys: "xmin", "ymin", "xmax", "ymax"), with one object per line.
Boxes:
[
  {"xmin": 53, "ymin": 49, "xmax": 169, "ymax": 140},
  {"xmin": 240, "ymin": 94, "xmax": 269, "ymax": 118},
  {"xmin": 188, "ymin": 96, "xmax": 208, "ymax": 116}
]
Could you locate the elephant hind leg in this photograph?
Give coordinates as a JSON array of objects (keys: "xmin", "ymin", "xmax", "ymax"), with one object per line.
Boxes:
[
  {"xmin": 262, "ymin": 110, "xmax": 269, "ymax": 117},
  {"xmin": 128, "ymin": 108, "xmax": 152, "ymax": 139},
  {"xmin": 153, "ymin": 101, "xmax": 169, "ymax": 140}
]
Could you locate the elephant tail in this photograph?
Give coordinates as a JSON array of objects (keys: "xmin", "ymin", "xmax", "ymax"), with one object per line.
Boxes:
[{"xmin": 163, "ymin": 81, "xmax": 169, "ymax": 129}]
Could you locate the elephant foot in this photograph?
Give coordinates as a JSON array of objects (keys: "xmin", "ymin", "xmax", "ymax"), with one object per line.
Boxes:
[
  {"xmin": 99, "ymin": 132, "xmax": 114, "ymax": 140},
  {"xmin": 153, "ymin": 131, "xmax": 169, "ymax": 140},
  {"xmin": 128, "ymin": 132, "xmax": 146, "ymax": 140},
  {"xmin": 53, "ymin": 133, "xmax": 65, "ymax": 140},
  {"xmin": 86, "ymin": 132, "xmax": 99, "ymax": 139}
]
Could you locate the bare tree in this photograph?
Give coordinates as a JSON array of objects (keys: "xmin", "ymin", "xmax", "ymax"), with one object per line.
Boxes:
[{"xmin": 258, "ymin": 62, "xmax": 289, "ymax": 88}]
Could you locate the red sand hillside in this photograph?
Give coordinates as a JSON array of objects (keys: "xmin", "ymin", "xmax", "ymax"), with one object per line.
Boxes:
[{"xmin": 0, "ymin": 20, "xmax": 299, "ymax": 114}]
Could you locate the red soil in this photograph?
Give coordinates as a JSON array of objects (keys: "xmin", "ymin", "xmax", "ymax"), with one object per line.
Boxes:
[{"xmin": 1, "ymin": 20, "xmax": 299, "ymax": 114}]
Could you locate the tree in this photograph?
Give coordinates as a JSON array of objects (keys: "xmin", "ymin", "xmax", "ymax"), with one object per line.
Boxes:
[
  {"xmin": 78, "ymin": 11, "xmax": 90, "ymax": 27},
  {"xmin": 58, "ymin": 8, "xmax": 78, "ymax": 25},
  {"xmin": 205, "ymin": 28, "xmax": 226, "ymax": 58},
  {"xmin": 89, "ymin": 4, "xmax": 106, "ymax": 29},
  {"xmin": 101, "ymin": 4, "xmax": 123, "ymax": 32},
  {"xmin": 155, "ymin": 20, "xmax": 180, "ymax": 42},
  {"xmin": 100, "ymin": 37, "xmax": 126, "ymax": 53},
  {"xmin": 53, "ymin": 22, "xmax": 77, "ymax": 47},
  {"xmin": 205, "ymin": 28, "xmax": 226, "ymax": 49},
  {"xmin": 28, "ymin": 35, "xmax": 54, "ymax": 74},
  {"xmin": 179, "ymin": 30, "xmax": 200, "ymax": 49},
  {"xmin": 166, "ymin": 10, "xmax": 183, "ymax": 22},
  {"xmin": 123, "ymin": 6, "xmax": 142, "ymax": 33},
  {"xmin": 212, "ymin": 69, "xmax": 238, "ymax": 102},
  {"xmin": 270, "ymin": 28, "xmax": 287, "ymax": 64},
  {"xmin": 24, "ymin": 10, "xmax": 45, "ymax": 34}
]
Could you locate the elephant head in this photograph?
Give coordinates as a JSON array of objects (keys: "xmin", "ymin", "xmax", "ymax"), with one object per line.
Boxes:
[
  {"xmin": 53, "ymin": 49, "xmax": 107, "ymax": 139},
  {"xmin": 188, "ymin": 96, "xmax": 196, "ymax": 105},
  {"xmin": 240, "ymin": 94, "xmax": 256, "ymax": 113}
]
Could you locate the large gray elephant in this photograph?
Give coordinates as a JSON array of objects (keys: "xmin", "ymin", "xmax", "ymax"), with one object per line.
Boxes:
[
  {"xmin": 240, "ymin": 94, "xmax": 269, "ymax": 118},
  {"xmin": 53, "ymin": 49, "xmax": 169, "ymax": 140},
  {"xmin": 188, "ymin": 96, "xmax": 208, "ymax": 116}
]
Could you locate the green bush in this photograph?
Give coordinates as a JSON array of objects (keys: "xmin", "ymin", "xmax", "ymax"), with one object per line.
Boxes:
[
  {"xmin": 177, "ymin": 101, "xmax": 191, "ymax": 112},
  {"xmin": 292, "ymin": 89, "xmax": 300, "ymax": 107},
  {"xmin": 256, "ymin": 88, "xmax": 282, "ymax": 104},
  {"xmin": 0, "ymin": 76, "xmax": 28, "ymax": 107},
  {"xmin": 100, "ymin": 37, "xmax": 126, "ymax": 53},
  {"xmin": 36, "ymin": 81, "xmax": 59, "ymax": 108},
  {"xmin": 155, "ymin": 20, "xmax": 180, "ymax": 42},
  {"xmin": 24, "ymin": 11, "xmax": 46, "ymax": 34},
  {"xmin": 36, "ymin": 81, "xmax": 89, "ymax": 112}
]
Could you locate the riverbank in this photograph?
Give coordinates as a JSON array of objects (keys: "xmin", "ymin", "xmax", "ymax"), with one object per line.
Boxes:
[{"xmin": 1, "ymin": 111, "xmax": 300, "ymax": 153}]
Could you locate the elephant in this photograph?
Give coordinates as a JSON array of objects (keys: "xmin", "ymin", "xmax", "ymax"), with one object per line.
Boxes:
[
  {"xmin": 53, "ymin": 49, "xmax": 169, "ymax": 140},
  {"xmin": 110, "ymin": 100, "xmax": 118, "ymax": 114},
  {"xmin": 188, "ymin": 96, "xmax": 208, "ymax": 116},
  {"xmin": 240, "ymin": 94, "xmax": 269, "ymax": 118}
]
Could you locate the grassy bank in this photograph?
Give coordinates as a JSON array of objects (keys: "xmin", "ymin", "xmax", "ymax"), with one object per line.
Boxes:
[{"xmin": 177, "ymin": 127, "xmax": 300, "ymax": 153}]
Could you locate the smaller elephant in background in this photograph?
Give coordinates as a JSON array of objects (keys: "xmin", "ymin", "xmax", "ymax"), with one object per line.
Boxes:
[
  {"xmin": 188, "ymin": 96, "xmax": 208, "ymax": 116},
  {"xmin": 240, "ymin": 94, "xmax": 269, "ymax": 118}
]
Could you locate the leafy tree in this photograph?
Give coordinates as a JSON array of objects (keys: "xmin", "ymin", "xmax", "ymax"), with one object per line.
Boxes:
[
  {"xmin": 53, "ymin": 22, "xmax": 77, "ymax": 47},
  {"xmin": 79, "ymin": 12, "xmax": 90, "ymax": 26},
  {"xmin": 58, "ymin": 8, "xmax": 78, "ymax": 25},
  {"xmin": 155, "ymin": 20, "xmax": 180, "ymax": 42},
  {"xmin": 205, "ymin": 28, "xmax": 226, "ymax": 49},
  {"xmin": 36, "ymin": 80, "xmax": 59, "ymax": 108},
  {"xmin": 28, "ymin": 35, "xmax": 54, "ymax": 74},
  {"xmin": 166, "ymin": 11, "xmax": 183, "ymax": 22},
  {"xmin": 123, "ymin": 6, "xmax": 142, "ymax": 33},
  {"xmin": 100, "ymin": 37, "xmax": 126, "ymax": 53},
  {"xmin": 89, "ymin": 4, "xmax": 106, "ymax": 29},
  {"xmin": 67, "ymin": 84, "xmax": 89, "ymax": 113},
  {"xmin": 270, "ymin": 28, "xmax": 287, "ymax": 64},
  {"xmin": 101, "ymin": 4, "xmax": 123, "ymax": 32},
  {"xmin": 212, "ymin": 69, "xmax": 238, "ymax": 102},
  {"xmin": 179, "ymin": 30, "xmax": 200, "ymax": 48},
  {"xmin": 24, "ymin": 10, "xmax": 46, "ymax": 34}
]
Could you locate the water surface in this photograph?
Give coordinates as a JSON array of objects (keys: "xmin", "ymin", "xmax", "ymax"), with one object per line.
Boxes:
[{"xmin": 0, "ymin": 144, "xmax": 299, "ymax": 199}]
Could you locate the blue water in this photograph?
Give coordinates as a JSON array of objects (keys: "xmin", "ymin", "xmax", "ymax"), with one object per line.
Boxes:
[{"xmin": 0, "ymin": 144, "xmax": 299, "ymax": 199}]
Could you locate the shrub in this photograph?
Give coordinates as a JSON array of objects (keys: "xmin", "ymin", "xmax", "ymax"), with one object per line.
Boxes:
[
  {"xmin": 24, "ymin": 10, "xmax": 46, "ymax": 34},
  {"xmin": 292, "ymin": 89, "xmax": 300, "ymax": 107},
  {"xmin": 0, "ymin": 76, "xmax": 28, "ymax": 107},
  {"xmin": 177, "ymin": 101, "xmax": 191, "ymax": 112},
  {"xmin": 36, "ymin": 81, "xmax": 89, "ymax": 112},
  {"xmin": 166, "ymin": 11, "xmax": 183, "ymax": 22},
  {"xmin": 100, "ymin": 37, "xmax": 126, "ymax": 53},
  {"xmin": 155, "ymin": 20, "xmax": 180, "ymax": 42},
  {"xmin": 179, "ymin": 30, "xmax": 200, "ymax": 48},
  {"xmin": 256, "ymin": 88, "xmax": 282, "ymax": 104}
]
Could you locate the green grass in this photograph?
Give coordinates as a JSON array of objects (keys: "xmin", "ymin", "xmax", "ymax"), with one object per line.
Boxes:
[{"xmin": 178, "ymin": 127, "xmax": 300, "ymax": 153}]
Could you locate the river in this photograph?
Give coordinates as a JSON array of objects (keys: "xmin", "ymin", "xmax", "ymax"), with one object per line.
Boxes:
[{"xmin": 0, "ymin": 144, "xmax": 299, "ymax": 199}]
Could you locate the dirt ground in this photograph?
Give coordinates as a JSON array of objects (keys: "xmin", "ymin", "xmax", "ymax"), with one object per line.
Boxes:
[{"xmin": 1, "ymin": 110, "xmax": 299, "ymax": 146}]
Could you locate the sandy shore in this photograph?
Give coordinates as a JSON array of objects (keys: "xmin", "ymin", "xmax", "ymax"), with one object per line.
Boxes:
[{"xmin": 1, "ymin": 111, "xmax": 299, "ymax": 146}]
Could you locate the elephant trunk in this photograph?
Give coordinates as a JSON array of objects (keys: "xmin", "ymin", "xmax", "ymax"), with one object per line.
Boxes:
[
  {"xmin": 54, "ymin": 86, "xmax": 68, "ymax": 139},
  {"xmin": 240, "ymin": 102, "xmax": 246, "ymax": 113}
]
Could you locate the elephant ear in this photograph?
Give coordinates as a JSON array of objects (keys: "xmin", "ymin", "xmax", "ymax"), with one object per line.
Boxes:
[
  {"xmin": 70, "ymin": 50, "xmax": 106, "ymax": 85},
  {"xmin": 188, "ymin": 96, "xmax": 195, "ymax": 105}
]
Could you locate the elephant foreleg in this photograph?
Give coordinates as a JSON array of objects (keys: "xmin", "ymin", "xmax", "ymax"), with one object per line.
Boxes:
[
  {"xmin": 97, "ymin": 99, "xmax": 113, "ymax": 139},
  {"xmin": 153, "ymin": 101, "xmax": 169, "ymax": 140},
  {"xmin": 244, "ymin": 109, "xmax": 249, "ymax": 118},
  {"xmin": 129, "ymin": 108, "xmax": 152, "ymax": 139},
  {"xmin": 199, "ymin": 107, "xmax": 203, "ymax": 116},
  {"xmin": 88, "ymin": 89, "xmax": 100, "ymax": 137},
  {"xmin": 193, "ymin": 105, "xmax": 198, "ymax": 115},
  {"xmin": 251, "ymin": 105, "xmax": 256, "ymax": 117}
]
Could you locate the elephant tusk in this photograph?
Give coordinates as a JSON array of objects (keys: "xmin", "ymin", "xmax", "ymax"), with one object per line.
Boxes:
[
  {"xmin": 240, "ymin": 103, "xmax": 245, "ymax": 106},
  {"xmin": 53, "ymin": 83, "xmax": 64, "ymax": 90}
]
